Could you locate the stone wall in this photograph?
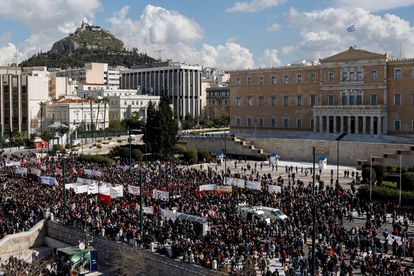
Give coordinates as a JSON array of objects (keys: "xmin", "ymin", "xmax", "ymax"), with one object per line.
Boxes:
[
  {"xmin": 0, "ymin": 220, "xmax": 46, "ymax": 261},
  {"xmin": 181, "ymin": 136, "xmax": 265, "ymax": 158},
  {"xmin": 252, "ymin": 137, "xmax": 414, "ymax": 166},
  {"xmin": 46, "ymin": 221, "xmax": 225, "ymax": 276},
  {"xmin": 183, "ymin": 136, "xmax": 414, "ymax": 167}
]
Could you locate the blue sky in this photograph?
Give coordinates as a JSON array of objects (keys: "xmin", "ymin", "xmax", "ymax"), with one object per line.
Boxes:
[{"xmin": 1, "ymin": 0, "xmax": 414, "ymax": 70}]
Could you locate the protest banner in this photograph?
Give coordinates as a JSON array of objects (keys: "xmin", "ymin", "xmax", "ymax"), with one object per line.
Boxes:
[
  {"xmin": 246, "ymin": 180, "xmax": 261, "ymax": 190},
  {"xmin": 152, "ymin": 189, "xmax": 169, "ymax": 201},
  {"xmin": 110, "ymin": 185, "xmax": 124, "ymax": 198},
  {"xmin": 268, "ymin": 185, "xmax": 282, "ymax": 194},
  {"xmin": 40, "ymin": 176, "xmax": 58, "ymax": 186},
  {"xmin": 199, "ymin": 184, "xmax": 217, "ymax": 192},
  {"xmin": 128, "ymin": 185, "xmax": 140, "ymax": 195}
]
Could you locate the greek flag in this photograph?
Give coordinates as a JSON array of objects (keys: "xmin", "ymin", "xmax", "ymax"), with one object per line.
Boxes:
[{"xmin": 347, "ymin": 24, "xmax": 355, "ymax": 32}]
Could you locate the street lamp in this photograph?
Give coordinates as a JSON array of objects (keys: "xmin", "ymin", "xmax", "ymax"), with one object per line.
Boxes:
[
  {"xmin": 335, "ymin": 133, "xmax": 347, "ymax": 186},
  {"xmin": 397, "ymin": 150, "xmax": 403, "ymax": 207},
  {"xmin": 128, "ymin": 135, "xmax": 133, "ymax": 169}
]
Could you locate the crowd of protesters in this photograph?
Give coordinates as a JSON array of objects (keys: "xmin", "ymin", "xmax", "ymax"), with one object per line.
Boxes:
[{"xmin": 0, "ymin": 152, "xmax": 414, "ymax": 275}]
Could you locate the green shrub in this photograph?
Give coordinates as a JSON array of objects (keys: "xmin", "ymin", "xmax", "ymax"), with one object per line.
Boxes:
[
  {"xmin": 96, "ymin": 144, "xmax": 102, "ymax": 149},
  {"xmin": 107, "ymin": 137, "xmax": 112, "ymax": 141},
  {"xmin": 53, "ymin": 144, "xmax": 63, "ymax": 152},
  {"xmin": 132, "ymin": 149, "xmax": 143, "ymax": 162},
  {"xmin": 109, "ymin": 146, "xmax": 129, "ymax": 158},
  {"xmin": 65, "ymin": 144, "xmax": 72, "ymax": 150},
  {"xmin": 197, "ymin": 150, "xmax": 212, "ymax": 163},
  {"xmin": 117, "ymin": 139, "xmax": 123, "ymax": 143},
  {"xmin": 184, "ymin": 147, "xmax": 198, "ymax": 164},
  {"xmin": 387, "ymin": 165, "xmax": 398, "ymax": 173},
  {"xmin": 97, "ymin": 139, "xmax": 102, "ymax": 143},
  {"xmin": 358, "ymin": 185, "xmax": 414, "ymax": 206},
  {"xmin": 77, "ymin": 154, "xmax": 114, "ymax": 165},
  {"xmin": 402, "ymin": 172, "xmax": 414, "ymax": 191},
  {"xmin": 362, "ymin": 167, "xmax": 376, "ymax": 182}
]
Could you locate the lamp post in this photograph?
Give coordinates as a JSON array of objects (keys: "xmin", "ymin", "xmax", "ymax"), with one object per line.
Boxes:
[
  {"xmin": 397, "ymin": 150, "xmax": 402, "ymax": 207},
  {"xmin": 335, "ymin": 133, "xmax": 347, "ymax": 186},
  {"xmin": 311, "ymin": 146, "xmax": 316, "ymax": 276},
  {"xmin": 128, "ymin": 135, "xmax": 133, "ymax": 169}
]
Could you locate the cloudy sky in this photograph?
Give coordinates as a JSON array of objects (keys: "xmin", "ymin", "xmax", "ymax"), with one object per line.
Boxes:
[{"xmin": 1, "ymin": 0, "xmax": 414, "ymax": 70}]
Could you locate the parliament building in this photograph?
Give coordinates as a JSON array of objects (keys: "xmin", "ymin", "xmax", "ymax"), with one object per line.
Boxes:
[{"xmin": 229, "ymin": 47, "xmax": 414, "ymax": 137}]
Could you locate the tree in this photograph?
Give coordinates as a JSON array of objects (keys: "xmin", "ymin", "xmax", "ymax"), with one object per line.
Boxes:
[
  {"xmin": 87, "ymin": 96, "xmax": 95, "ymax": 131},
  {"xmin": 144, "ymin": 97, "xmax": 178, "ymax": 159},
  {"xmin": 101, "ymin": 96, "xmax": 110, "ymax": 136},
  {"xmin": 362, "ymin": 167, "xmax": 376, "ymax": 183},
  {"xmin": 95, "ymin": 97, "xmax": 102, "ymax": 130},
  {"xmin": 402, "ymin": 172, "xmax": 414, "ymax": 191}
]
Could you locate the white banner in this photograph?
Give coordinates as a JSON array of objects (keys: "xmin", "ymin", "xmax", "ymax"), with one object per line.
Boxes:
[
  {"xmin": 84, "ymin": 169, "xmax": 102, "ymax": 177},
  {"xmin": 143, "ymin": 206, "xmax": 154, "ymax": 214},
  {"xmin": 199, "ymin": 184, "xmax": 217, "ymax": 191},
  {"xmin": 30, "ymin": 168, "xmax": 41, "ymax": 176},
  {"xmin": 268, "ymin": 185, "xmax": 282, "ymax": 194},
  {"xmin": 6, "ymin": 161, "xmax": 20, "ymax": 167},
  {"xmin": 216, "ymin": 185, "xmax": 233, "ymax": 192},
  {"xmin": 246, "ymin": 180, "xmax": 262, "ymax": 190},
  {"xmin": 74, "ymin": 185, "xmax": 88, "ymax": 194},
  {"xmin": 110, "ymin": 185, "xmax": 124, "ymax": 198},
  {"xmin": 387, "ymin": 234, "xmax": 404, "ymax": 246},
  {"xmin": 152, "ymin": 189, "xmax": 169, "ymax": 201},
  {"xmin": 15, "ymin": 167, "xmax": 28, "ymax": 175},
  {"xmin": 77, "ymin": 178, "xmax": 96, "ymax": 185},
  {"xmin": 65, "ymin": 183, "xmax": 82, "ymax": 190},
  {"xmin": 161, "ymin": 209, "xmax": 177, "ymax": 221},
  {"xmin": 40, "ymin": 176, "xmax": 58, "ymax": 186},
  {"xmin": 225, "ymin": 177, "xmax": 245, "ymax": 188},
  {"xmin": 99, "ymin": 185, "xmax": 110, "ymax": 196},
  {"xmin": 128, "ymin": 185, "xmax": 140, "ymax": 195},
  {"xmin": 87, "ymin": 183, "xmax": 99, "ymax": 194}
]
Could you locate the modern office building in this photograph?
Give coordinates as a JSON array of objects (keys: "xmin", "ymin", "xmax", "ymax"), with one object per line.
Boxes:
[
  {"xmin": 120, "ymin": 61, "xmax": 202, "ymax": 119},
  {"xmin": 0, "ymin": 67, "xmax": 51, "ymax": 137},
  {"xmin": 230, "ymin": 47, "xmax": 414, "ymax": 137}
]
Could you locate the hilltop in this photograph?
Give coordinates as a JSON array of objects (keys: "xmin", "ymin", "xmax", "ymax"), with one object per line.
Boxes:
[{"xmin": 20, "ymin": 22, "xmax": 155, "ymax": 69}]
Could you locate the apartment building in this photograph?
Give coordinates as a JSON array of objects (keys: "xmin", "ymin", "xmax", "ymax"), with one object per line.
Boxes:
[
  {"xmin": 230, "ymin": 47, "xmax": 414, "ymax": 136},
  {"xmin": 120, "ymin": 61, "xmax": 202, "ymax": 119}
]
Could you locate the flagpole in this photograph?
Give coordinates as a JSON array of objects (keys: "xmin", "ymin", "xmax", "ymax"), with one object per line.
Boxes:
[
  {"xmin": 62, "ymin": 158, "xmax": 66, "ymax": 224},
  {"xmin": 139, "ymin": 171, "xmax": 143, "ymax": 236}
]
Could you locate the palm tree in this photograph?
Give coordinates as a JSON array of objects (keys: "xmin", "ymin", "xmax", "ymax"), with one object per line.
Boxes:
[
  {"xmin": 86, "ymin": 96, "xmax": 95, "ymax": 131},
  {"xmin": 101, "ymin": 97, "xmax": 110, "ymax": 137},
  {"xmin": 95, "ymin": 97, "xmax": 102, "ymax": 131}
]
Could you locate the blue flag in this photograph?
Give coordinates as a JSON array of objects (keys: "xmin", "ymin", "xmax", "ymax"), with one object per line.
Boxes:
[{"xmin": 347, "ymin": 24, "xmax": 355, "ymax": 32}]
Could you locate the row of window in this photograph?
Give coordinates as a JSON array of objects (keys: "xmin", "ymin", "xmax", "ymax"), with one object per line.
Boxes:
[
  {"xmin": 235, "ymin": 117, "xmax": 414, "ymax": 132},
  {"xmin": 234, "ymin": 68, "xmax": 414, "ymax": 86},
  {"xmin": 235, "ymin": 73, "xmax": 317, "ymax": 86},
  {"xmin": 235, "ymin": 117, "xmax": 308, "ymax": 129},
  {"xmin": 236, "ymin": 93, "xmax": 413, "ymax": 107}
]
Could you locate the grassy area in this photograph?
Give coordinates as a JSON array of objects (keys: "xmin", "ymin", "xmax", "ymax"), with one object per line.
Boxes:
[{"xmin": 382, "ymin": 181, "xmax": 397, "ymax": 189}]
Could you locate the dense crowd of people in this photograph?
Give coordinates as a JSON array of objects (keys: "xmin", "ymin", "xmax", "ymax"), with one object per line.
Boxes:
[{"xmin": 0, "ymin": 152, "xmax": 413, "ymax": 275}]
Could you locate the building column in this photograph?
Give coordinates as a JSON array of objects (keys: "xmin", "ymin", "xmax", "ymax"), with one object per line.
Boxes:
[
  {"xmin": 319, "ymin": 115, "xmax": 323, "ymax": 133},
  {"xmin": 370, "ymin": 116, "xmax": 374, "ymax": 135},
  {"xmin": 377, "ymin": 116, "xmax": 382, "ymax": 135},
  {"xmin": 313, "ymin": 115, "xmax": 317, "ymax": 132},
  {"xmin": 333, "ymin": 116, "xmax": 337, "ymax": 133},
  {"xmin": 348, "ymin": 116, "xmax": 351, "ymax": 134},
  {"xmin": 383, "ymin": 116, "xmax": 388, "ymax": 134},
  {"xmin": 362, "ymin": 116, "xmax": 366, "ymax": 134},
  {"xmin": 327, "ymin": 115, "xmax": 330, "ymax": 133},
  {"xmin": 355, "ymin": 116, "xmax": 359, "ymax": 134},
  {"xmin": 340, "ymin": 116, "xmax": 344, "ymax": 133}
]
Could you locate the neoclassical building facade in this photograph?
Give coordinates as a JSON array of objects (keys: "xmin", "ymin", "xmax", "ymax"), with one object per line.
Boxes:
[{"xmin": 230, "ymin": 47, "xmax": 414, "ymax": 137}]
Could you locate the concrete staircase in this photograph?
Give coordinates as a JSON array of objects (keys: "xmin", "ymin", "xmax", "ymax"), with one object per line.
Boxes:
[{"xmin": 232, "ymin": 136, "xmax": 266, "ymax": 155}]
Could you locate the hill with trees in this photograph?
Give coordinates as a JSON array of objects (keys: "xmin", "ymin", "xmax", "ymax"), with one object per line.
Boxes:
[{"xmin": 20, "ymin": 22, "xmax": 155, "ymax": 68}]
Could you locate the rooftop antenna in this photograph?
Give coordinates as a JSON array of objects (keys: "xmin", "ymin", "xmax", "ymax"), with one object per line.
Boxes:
[{"xmin": 154, "ymin": 49, "xmax": 165, "ymax": 61}]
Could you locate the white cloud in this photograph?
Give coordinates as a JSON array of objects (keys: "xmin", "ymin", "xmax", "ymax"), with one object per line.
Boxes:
[
  {"xmin": 266, "ymin": 23, "xmax": 282, "ymax": 32},
  {"xmin": 201, "ymin": 42, "xmax": 255, "ymax": 70},
  {"xmin": 0, "ymin": 0, "xmax": 102, "ymax": 62},
  {"xmin": 258, "ymin": 49, "xmax": 282, "ymax": 67},
  {"xmin": 226, "ymin": 0, "xmax": 286, "ymax": 13},
  {"xmin": 283, "ymin": 7, "xmax": 414, "ymax": 61},
  {"xmin": 335, "ymin": 0, "xmax": 414, "ymax": 12},
  {"xmin": 0, "ymin": 34, "xmax": 20, "ymax": 66},
  {"xmin": 109, "ymin": 5, "xmax": 255, "ymax": 70}
]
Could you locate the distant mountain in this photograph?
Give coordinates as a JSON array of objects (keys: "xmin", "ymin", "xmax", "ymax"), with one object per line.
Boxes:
[{"xmin": 20, "ymin": 22, "xmax": 155, "ymax": 69}]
